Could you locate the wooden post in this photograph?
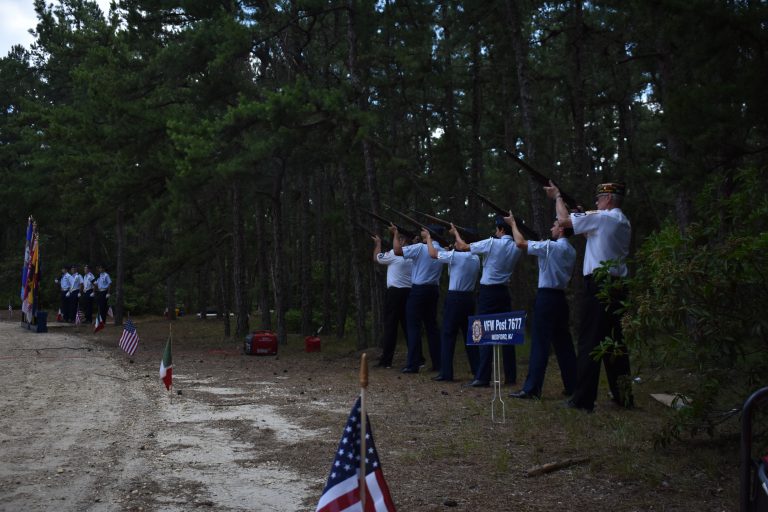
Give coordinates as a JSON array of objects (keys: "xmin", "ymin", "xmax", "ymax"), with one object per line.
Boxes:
[{"xmin": 359, "ymin": 353, "xmax": 369, "ymax": 509}]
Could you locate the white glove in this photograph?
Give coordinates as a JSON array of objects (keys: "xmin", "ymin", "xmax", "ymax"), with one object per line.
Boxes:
[
  {"xmin": 77, "ymin": 293, "xmax": 81, "ymax": 298},
  {"xmin": 106, "ymin": 293, "xmax": 110, "ymax": 298},
  {"xmin": 66, "ymin": 292, "xmax": 70, "ymax": 297},
  {"xmin": 54, "ymin": 279, "xmax": 59, "ymax": 284}
]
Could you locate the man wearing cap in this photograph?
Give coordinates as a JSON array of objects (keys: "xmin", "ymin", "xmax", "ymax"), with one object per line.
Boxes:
[
  {"xmin": 505, "ymin": 214, "xmax": 577, "ymax": 400},
  {"xmin": 426, "ymin": 225, "xmax": 481, "ymax": 382},
  {"xmin": 68, "ymin": 265, "xmax": 83, "ymax": 323},
  {"xmin": 545, "ymin": 180, "xmax": 633, "ymax": 412},
  {"xmin": 95, "ymin": 265, "xmax": 112, "ymax": 324},
  {"xmin": 372, "ymin": 233, "xmax": 413, "ymax": 369},
  {"xmin": 81, "ymin": 265, "xmax": 95, "ymax": 323},
  {"xmin": 392, "ymin": 224, "xmax": 446, "ymax": 374},
  {"xmin": 453, "ymin": 216, "xmax": 522, "ymax": 387},
  {"xmin": 57, "ymin": 267, "xmax": 72, "ymax": 322}
]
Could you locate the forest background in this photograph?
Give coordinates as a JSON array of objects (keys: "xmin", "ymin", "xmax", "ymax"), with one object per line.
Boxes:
[{"xmin": 0, "ymin": 0, "xmax": 767, "ymax": 439}]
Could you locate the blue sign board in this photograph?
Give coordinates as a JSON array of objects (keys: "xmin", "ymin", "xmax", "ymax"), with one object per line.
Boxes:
[{"xmin": 466, "ymin": 311, "xmax": 526, "ymax": 346}]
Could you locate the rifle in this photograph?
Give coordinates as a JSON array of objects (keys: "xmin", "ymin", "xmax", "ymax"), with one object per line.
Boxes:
[
  {"xmin": 503, "ymin": 149, "xmax": 582, "ymax": 210},
  {"xmin": 474, "ymin": 191, "xmax": 541, "ymax": 241},
  {"xmin": 410, "ymin": 209, "xmax": 482, "ymax": 243},
  {"xmin": 383, "ymin": 205, "xmax": 450, "ymax": 247},
  {"xmin": 356, "ymin": 222, "xmax": 391, "ymax": 250},
  {"xmin": 358, "ymin": 208, "xmax": 417, "ymax": 240}
]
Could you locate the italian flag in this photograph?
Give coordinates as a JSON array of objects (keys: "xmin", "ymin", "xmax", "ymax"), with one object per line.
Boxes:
[
  {"xmin": 159, "ymin": 336, "xmax": 173, "ymax": 390},
  {"xmin": 94, "ymin": 313, "xmax": 104, "ymax": 333}
]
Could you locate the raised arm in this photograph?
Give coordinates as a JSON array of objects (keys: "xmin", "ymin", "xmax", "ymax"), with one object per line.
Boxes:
[
  {"xmin": 372, "ymin": 235, "xmax": 383, "ymax": 263},
  {"xmin": 390, "ymin": 224, "xmax": 404, "ymax": 256},
  {"xmin": 504, "ymin": 211, "xmax": 528, "ymax": 250},
  {"xmin": 544, "ymin": 180, "xmax": 572, "ymax": 228},
  {"xmin": 451, "ymin": 223, "xmax": 470, "ymax": 251}
]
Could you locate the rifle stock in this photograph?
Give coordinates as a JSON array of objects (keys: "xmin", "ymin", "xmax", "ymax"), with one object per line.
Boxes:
[
  {"xmin": 474, "ymin": 192, "xmax": 541, "ymax": 241},
  {"xmin": 503, "ymin": 149, "xmax": 582, "ymax": 209},
  {"xmin": 359, "ymin": 208, "xmax": 417, "ymax": 240}
]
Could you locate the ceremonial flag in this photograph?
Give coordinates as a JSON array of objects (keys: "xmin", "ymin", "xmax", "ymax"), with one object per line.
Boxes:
[
  {"xmin": 94, "ymin": 313, "xmax": 104, "ymax": 333},
  {"xmin": 160, "ymin": 336, "xmax": 173, "ymax": 390},
  {"xmin": 119, "ymin": 318, "xmax": 139, "ymax": 356},
  {"xmin": 20, "ymin": 217, "xmax": 33, "ymax": 301},
  {"xmin": 316, "ymin": 397, "xmax": 395, "ymax": 512},
  {"xmin": 107, "ymin": 306, "xmax": 114, "ymax": 319},
  {"xmin": 57, "ymin": 309, "xmax": 63, "ymax": 322},
  {"xmin": 21, "ymin": 232, "xmax": 39, "ymax": 323},
  {"xmin": 75, "ymin": 309, "xmax": 83, "ymax": 326}
]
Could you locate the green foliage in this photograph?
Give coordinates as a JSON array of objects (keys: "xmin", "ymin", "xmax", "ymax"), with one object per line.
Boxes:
[{"xmin": 624, "ymin": 166, "xmax": 768, "ymax": 440}]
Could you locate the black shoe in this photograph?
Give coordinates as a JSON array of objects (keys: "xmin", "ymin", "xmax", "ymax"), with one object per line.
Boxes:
[
  {"xmin": 509, "ymin": 390, "xmax": 538, "ymax": 399},
  {"xmin": 431, "ymin": 375, "xmax": 452, "ymax": 382},
  {"xmin": 464, "ymin": 379, "xmax": 490, "ymax": 388},
  {"xmin": 561, "ymin": 399, "xmax": 593, "ymax": 413},
  {"xmin": 401, "ymin": 367, "xmax": 418, "ymax": 374},
  {"xmin": 374, "ymin": 361, "xmax": 392, "ymax": 369}
]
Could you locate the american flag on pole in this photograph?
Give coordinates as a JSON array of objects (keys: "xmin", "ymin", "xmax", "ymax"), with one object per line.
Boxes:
[
  {"xmin": 75, "ymin": 309, "xmax": 84, "ymax": 326},
  {"xmin": 118, "ymin": 318, "xmax": 140, "ymax": 356},
  {"xmin": 316, "ymin": 397, "xmax": 395, "ymax": 512}
]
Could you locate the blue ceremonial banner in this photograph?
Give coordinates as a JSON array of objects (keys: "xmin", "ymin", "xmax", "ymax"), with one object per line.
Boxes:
[{"xmin": 466, "ymin": 311, "xmax": 526, "ymax": 346}]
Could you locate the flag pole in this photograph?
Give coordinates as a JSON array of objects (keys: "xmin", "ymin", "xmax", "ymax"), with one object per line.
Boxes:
[{"xmin": 359, "ymin": 352, "xmax": 369, "ymax": 509}]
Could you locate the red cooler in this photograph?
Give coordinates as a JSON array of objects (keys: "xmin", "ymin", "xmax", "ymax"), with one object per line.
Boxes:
[
  {"xmin": 304, "ymin": 335, "xmax": 321, "ymax": 352},
  {"xmin": 244, "ymin": 330, "xmax": 278, "ymax": 356}
]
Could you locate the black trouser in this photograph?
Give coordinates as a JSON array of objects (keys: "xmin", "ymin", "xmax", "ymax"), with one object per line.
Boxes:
[
  {"xmin": 474, "ymin": 284, "xmax": 516, "ymax": 384},
  {"xmin": 60, "ymin": 291, "xmax": 69, "ymax": 321},
  {"xmin": 67, "ymin": 292, "xmax": 79, "ymax": 322},
  {"xmin": 378, "ymin": 287, "xmax": 410, "ymax": 367},
  {"xmin": 82, "ymin": 290, "xmax": 94, "ymax": 323},
  {"xmin": 96, "ymin": 290, "xmax": 109, "ymax": 322},
  {"xmin": 439, "ymin": 290, "xmax": 477, "ymax": 380},
  {"xmin": 570, "ymin": 275, "xmax": 632, "ymax": 410}
]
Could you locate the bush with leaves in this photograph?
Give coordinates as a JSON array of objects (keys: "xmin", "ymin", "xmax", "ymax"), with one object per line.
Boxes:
[{"xmin": 623, "ymin": 167, "xmax": 768, "ymax": 442}]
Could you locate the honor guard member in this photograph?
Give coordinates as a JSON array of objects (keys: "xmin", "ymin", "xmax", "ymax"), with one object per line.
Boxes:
[
  {"xmin": 95, "ymin": 265, "xmax": 112, "ymax": 323},
  {"xmin": 546, "ymin": 181, "xmax": 633, "ymax": 412},
  {"xmin": 69, "ymin": 265, "xmax": 83, "ymax": 323},
  {"xmin": 506, "ymin": 214, "xmax": 577, "ymax": 399},
  {"xmin": 58, "ymin": 267, "xmax": 72, "ymax": 322},
  {"xmin": 426, "ymin": 226, "xmax": 481, "ymax": 382},
  {"xmin": 373, "ymin": 233, "xmax": 414, "ymax": 369},
  {"xmin": 453, "ymin": 216, "xmax": 522, "ymax": 387},
  {"xmin": 392, "ymin": 224, "xmax": 446, "ymax": 374},
  {"xmin": 81, "ymin": 265, "xmax": 95, "ymax": 323}
]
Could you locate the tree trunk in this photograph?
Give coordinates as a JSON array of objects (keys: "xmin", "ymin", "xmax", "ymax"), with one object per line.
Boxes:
[
  {"xmin": 254, "ymin": 202, "xmax": 272, "ymax": 330},
  {"xmin": 299, "ymin": 177, "xmax": 313, "ymax": 336},
  {"xmin": 270, "ymin": 165, "xmax": 287, "ymax": 345},
  {"xmin": 337, "ymin": 161, "xmax": 368, "ymax": 349},
  {"xmin": 231, "ymin": 181, "xmax": 249, "ymax": 337},
  {"xmin": 505, "ymin": 0, "xmax": 547, "ymax": 237},
  {"xmin": 114, "ymin": 206, "xmax": 125, "ymax": 325}
]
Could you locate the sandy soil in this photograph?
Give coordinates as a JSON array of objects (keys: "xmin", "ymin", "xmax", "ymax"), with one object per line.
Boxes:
[{"xmin": 0, "ymin": 321, "xmax": 318, "ymax": 511}]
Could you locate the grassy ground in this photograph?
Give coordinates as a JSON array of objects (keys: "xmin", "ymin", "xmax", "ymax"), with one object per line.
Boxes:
[{"xmin": 71, "ymin": 313, "xmax": 746, "ymax": 510}]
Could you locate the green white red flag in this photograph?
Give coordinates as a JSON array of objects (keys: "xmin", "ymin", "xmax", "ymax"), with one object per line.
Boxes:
[{"xmin": 160, "ymin": 336, "xmax": 173, "ymax": 390}]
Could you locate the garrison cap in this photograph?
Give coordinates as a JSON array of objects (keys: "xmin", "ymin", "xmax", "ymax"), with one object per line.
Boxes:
[{"xmin": 595, "ymin": 182, "xmax": 626, "ymax": 196}]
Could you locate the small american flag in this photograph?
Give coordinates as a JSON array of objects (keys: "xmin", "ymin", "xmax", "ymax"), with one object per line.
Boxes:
[
  {"xmin": 118, "ymin": 318, "xmax": 140, "ymax": 356},
  {"xmin": 316, "ymin": 397, "xmax": 395, "ymax": 512},
  {"xmin": 75, "ymin": 309, "xmax": 84, "ymax": 326}
]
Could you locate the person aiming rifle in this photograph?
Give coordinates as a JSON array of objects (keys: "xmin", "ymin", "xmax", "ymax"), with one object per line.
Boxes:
[
  {"xmin": 452, "ymin": 216, "xmax": 523, "ymax": 387},
  {"xmin": 425, "ymin": 225, "xmax": 481, "ymax": 382},
  {"xmin": 545, "ymin": 180, "xmax": 633, "ymax": 412},
  {"xmin": 392, "ymin": 223, "xmax": 446, "ymax": 374},
  {"xmin": 372, "ymin": 231, "xmax": 413, "ymax": 369}
]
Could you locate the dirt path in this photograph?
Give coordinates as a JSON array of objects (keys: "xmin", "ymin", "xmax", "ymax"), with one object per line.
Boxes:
[{"xmin": 0, "ymin": 321, "xmax": 316, "ymax": 511}]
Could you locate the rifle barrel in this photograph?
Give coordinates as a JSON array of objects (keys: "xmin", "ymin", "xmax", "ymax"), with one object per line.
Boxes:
[
  {"xmin": 474, "ymin": 192, "xmax": 541, "ymax": 241},
  {"xmin": 503, "ymin": 149, "xmax": 581, "ymax": 209}
]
